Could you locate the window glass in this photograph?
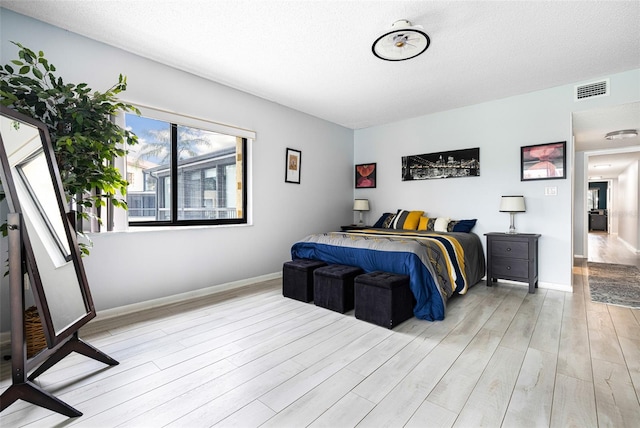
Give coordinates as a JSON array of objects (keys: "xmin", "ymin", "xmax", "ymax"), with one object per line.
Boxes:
[
  {"xmin": 126, "ymin": 115, "xmax": 170, "ymax": 222},
  {"xmin": 124, "ymin": 113, "xmax": 246, "ymax": 225}
]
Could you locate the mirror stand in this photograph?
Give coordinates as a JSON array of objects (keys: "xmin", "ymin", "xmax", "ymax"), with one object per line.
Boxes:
[
  {"xmin": 28, "ymin": 332, "xmax": 119, "ymax": 381},
  {"xmin": 0, "ymin": 213, "xmax": 118, "ymax": 418}
]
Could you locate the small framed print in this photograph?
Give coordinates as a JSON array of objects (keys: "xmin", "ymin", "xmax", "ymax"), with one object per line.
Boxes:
[
  {"xmin": 355, "ymin": 163, "xmax": 376, "ymax": 188},
  {"xmin": 521, "ymin": 141, "xmax": 566, "ymax": 181},
  {"xmin": 285, "ymin": 148, "xmax": 301, "ymax": 184}
]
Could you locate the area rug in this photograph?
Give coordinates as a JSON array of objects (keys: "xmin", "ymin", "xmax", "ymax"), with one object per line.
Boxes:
[{"xmin": 587, "ymin": 262, "xmax": 640, "ymax": 309}]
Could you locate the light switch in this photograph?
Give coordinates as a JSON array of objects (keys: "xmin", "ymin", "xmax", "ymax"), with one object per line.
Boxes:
[{"xmin": 545, "ymin": 186, "xmax": 557, "ymax": 196}]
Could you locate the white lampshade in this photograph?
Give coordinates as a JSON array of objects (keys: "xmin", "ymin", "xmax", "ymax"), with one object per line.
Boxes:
[
  {"xmin": 353, "ymin": 199, "xmax": 370, "ymax": 211},
  {"xmin": 499, "ymin": 196, "xmax": 526, "ymax": 213}
]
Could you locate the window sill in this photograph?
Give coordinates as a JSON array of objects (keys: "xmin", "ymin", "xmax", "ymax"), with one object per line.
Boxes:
[{"xmin": 86, "ymin": 222, "xmax": 253, "ymax": 236}]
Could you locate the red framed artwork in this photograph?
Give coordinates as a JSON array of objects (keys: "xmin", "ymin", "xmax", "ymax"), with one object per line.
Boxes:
[
  {"xmin": 521, "ymin": 141, "xmax": 566, "ymax": 181},
  {"xmin": 355, "ymin": 163, "xmax": 376, "ymax": 188}
]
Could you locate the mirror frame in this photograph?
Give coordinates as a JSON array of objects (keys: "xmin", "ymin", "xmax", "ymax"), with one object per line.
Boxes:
[{"xmin": 0, "ymin": 105, "xmax": 96, "ymax": 350}]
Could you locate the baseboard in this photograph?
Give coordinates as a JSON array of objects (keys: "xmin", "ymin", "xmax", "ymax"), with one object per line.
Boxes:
[
  {"xmin": 92, "ymin": 272, "xmax": 282, "ymax": 322},
  {"xmin": 492, "ymin": 278, "xmax": 572, "ymax": 293},
  {"xmin": 539, "ymin": 281, "xmax": 572, "ymax": 293},
  {"xmin": 0, "ymin": 272, "xmax": 282, "ymax": 350},
  {"xmin": 618, "ymin": 237, "xmax": 640, "ymax": 254}
]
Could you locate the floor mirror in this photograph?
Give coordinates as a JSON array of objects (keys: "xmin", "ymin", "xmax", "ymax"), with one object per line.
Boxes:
[{"xmin": 0, "ymin": 105, "xmax": 118, "ymax": 417}]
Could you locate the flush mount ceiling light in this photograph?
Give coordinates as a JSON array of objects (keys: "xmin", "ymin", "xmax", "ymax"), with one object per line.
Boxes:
[
  {"xmin": 605, "ymin": 129, "xmax": 638, "ymax": 140},
  {"xmin": 372, "ymin": 19, "xmax": 430, "ymax": 61}
]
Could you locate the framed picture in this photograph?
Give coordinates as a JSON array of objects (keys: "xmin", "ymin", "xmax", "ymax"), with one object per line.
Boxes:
[
  {"xmin": 521, "ymin": 141, "xmax": 566, "ymax": 181},
  {"xmin": 285, "ymin": 148, "xmax": 301, "ymax": 184},
  {"xmin": 401, "ymin": 147, "xmax": 479, "ymax": 181},
  {"xmin": 355, "ymin": 163, "xmax": 376, "ymax": 188}
]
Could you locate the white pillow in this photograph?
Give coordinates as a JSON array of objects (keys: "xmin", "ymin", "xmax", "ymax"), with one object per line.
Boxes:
[{"xmin": 434, "ymin": 217, "xmax": 451, "ymax": 232}]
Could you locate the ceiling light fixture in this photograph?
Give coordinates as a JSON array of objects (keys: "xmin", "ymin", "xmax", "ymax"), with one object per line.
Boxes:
[
  {"xmin": 372, "ymin": 19, "xmax": 430, "ymax": 61},
  {"xmin": 604, "ymin": 129, "xmax": 638, "ymax": 140}
]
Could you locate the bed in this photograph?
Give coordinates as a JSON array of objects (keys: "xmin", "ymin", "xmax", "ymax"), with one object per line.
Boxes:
[{"xmin": 290, "ymin": 228, "xmax": 485, "ymax": 321}]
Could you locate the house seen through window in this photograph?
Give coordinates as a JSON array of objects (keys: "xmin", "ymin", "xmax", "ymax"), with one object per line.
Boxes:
[{"xmin": 124, "ymin": 113, "xmax": 247, "ymax": 226}]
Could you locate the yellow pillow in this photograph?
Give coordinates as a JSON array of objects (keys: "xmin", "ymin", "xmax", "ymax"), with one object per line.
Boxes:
[
  {"xmin": 418, "ymin": 216, "xmax": 429, "ymax": 231},
  {"xmin": 403, "ymin": 210, "xmax": 424, "ymax": 230},
  {"xmin": 391, "ymin": 210, "xmax": 424, "ymax": 230}
]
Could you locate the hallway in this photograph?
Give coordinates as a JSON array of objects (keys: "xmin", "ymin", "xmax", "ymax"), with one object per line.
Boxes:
[{"xmin": 588, "ymin": 231, "xmax": 640, "ymax": 268}]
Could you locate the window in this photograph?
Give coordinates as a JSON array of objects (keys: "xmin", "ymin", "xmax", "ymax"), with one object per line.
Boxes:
[{"xmin": 123, "ymin": 112, "xmax": 247, "ymax": 226}]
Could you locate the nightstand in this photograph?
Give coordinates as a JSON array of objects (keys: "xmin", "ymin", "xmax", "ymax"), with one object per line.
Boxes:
[
  {"xmin": 341, "ymin": 225, "xmax": 371, "ymax": 231},
  {"xmin": 485, "ymin": 232, "xmax": 540, "ymax": 293}
]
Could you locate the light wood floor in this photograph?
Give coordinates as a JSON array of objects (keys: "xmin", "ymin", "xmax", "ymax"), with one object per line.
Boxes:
[
  {"xmin": 1, "ymin": 256, "xmax": 639, "ymax": 426},
  {"xmin": 588, "ymin": 231, "xmax": 640, "ymax": 268}
]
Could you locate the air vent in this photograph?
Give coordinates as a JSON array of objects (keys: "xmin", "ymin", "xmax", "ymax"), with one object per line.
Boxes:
[{"xmin": 575, "ymin": 79, "xmax": 609, "ymax": 101}]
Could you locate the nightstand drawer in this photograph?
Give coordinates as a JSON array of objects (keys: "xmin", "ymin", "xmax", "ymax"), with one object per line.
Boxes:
[
  {"xmin": 491, "ymin": 240, "xmax": 529, "ymax": 259},
  {"xmin": 491, "ymin": 257, "xmax": 529, "ymax": 279},
  {"xmin": 485, "ymin": 232, "xmax": 540, "ymax": 294}
]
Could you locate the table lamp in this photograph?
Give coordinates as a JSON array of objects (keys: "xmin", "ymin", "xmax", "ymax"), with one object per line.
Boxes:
[
  {"xmin": 353, "ymin": 199, "xmax": 370, "ymax": 226},
  {"xmin": 499, "ymin": 195, "xmax": 525, "ymax": 234}
]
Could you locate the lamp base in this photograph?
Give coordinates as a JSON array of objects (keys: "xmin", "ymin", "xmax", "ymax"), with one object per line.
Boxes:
[{"xmin": 506, "ymin": 213, "xmax": 517, "ymax": 234}]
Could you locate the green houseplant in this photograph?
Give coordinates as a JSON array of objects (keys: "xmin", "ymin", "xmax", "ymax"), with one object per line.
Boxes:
[{"xmin": 0, "ymin": 42, "xmax": 139, "ymax": 253}]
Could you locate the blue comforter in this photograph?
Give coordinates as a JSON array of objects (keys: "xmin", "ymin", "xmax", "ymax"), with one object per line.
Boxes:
[{"xmin": 290, "ymin": 229, "xmax": 485, "ymax": 321}]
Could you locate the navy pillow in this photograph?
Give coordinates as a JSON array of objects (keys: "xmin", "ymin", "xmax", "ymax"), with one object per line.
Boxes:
[
  {"xmin": 452, "ymin": 219, "xmax": 477, "ymax": 233},
  {"xmin": 373, "ymin": 212, "xmax": 393, "ymax": 228}
]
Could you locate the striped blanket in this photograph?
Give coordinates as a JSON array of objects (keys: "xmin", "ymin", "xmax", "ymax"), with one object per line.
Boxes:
[{"xmin": 290, "ymin": 229, "xmax": 485, "ymax": 321}]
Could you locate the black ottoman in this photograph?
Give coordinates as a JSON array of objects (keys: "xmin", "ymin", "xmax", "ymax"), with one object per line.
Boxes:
[
  {"xmin": 354, "ymin": 271, "xmax": 415, "ymax": 329},
  {"xmin": 314, "ymin": 264, "xmax": 363, "ymax": 313},
  {"xmin": 283, "ymin": 259, "xmax": 327, "ymax": 302}
]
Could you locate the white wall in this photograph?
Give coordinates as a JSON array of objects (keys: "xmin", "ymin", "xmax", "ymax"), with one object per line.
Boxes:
[
  {"xmin": 618, "ymin": 160, "xmax": 640, "ymax": 252},
  {"xmin": 573, "ymin": 151, "xmax": 587, "ymax": 258},
  {"xmin": 355, "ymin": 69, "xmax": 640, "ymax": 289},
  {"xmin": 0, "ymin": 10, "xmax": 353, "ymax": 330},
  {"xmin": 610, "ymin": 178, "xmax": 619, "ymax": 235}
]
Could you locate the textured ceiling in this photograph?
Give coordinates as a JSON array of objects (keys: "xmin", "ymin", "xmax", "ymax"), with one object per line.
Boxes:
[
  {"xmin": 586, "ymin": 149, "xmax": 640, "ymax": 181},
  {"xmin": 573, "ymin": 102, "xmax": 640, "ymax": 179},
  {"xmin": 2, "ymin": 0, "xmax": 639, "ymax": 130},
  {"xmin": 2, "ymin": 1, "xmax": 639, "ymax": 177}
]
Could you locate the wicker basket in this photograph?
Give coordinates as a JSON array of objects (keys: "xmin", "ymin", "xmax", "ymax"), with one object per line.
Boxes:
[{"xmin": 25, "ymin": 306, "xmax": 47, "ymax": 358}]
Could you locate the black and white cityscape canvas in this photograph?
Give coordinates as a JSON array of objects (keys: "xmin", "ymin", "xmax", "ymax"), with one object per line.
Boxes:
[{"xmin": 402, "ymin": 147, "xmax": 480, "ymax": 181}]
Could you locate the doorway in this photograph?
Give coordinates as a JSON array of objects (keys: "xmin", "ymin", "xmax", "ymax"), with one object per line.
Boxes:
[
  {"xmin": 587, "ymin": 180, "xmax": 609, "ymax": 233},
  {"xmin": 584, "ymin": 148, "xmax": 640, "ymax": 265},
  {"xmin": 572, "ymin": 102, "xmax": 640, "ymax": 268}
]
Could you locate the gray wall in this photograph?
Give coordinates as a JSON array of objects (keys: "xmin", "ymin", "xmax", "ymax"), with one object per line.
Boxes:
[{"xmin": 0, "ymin": 10, "xmax": 354, "ymax": 331}]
